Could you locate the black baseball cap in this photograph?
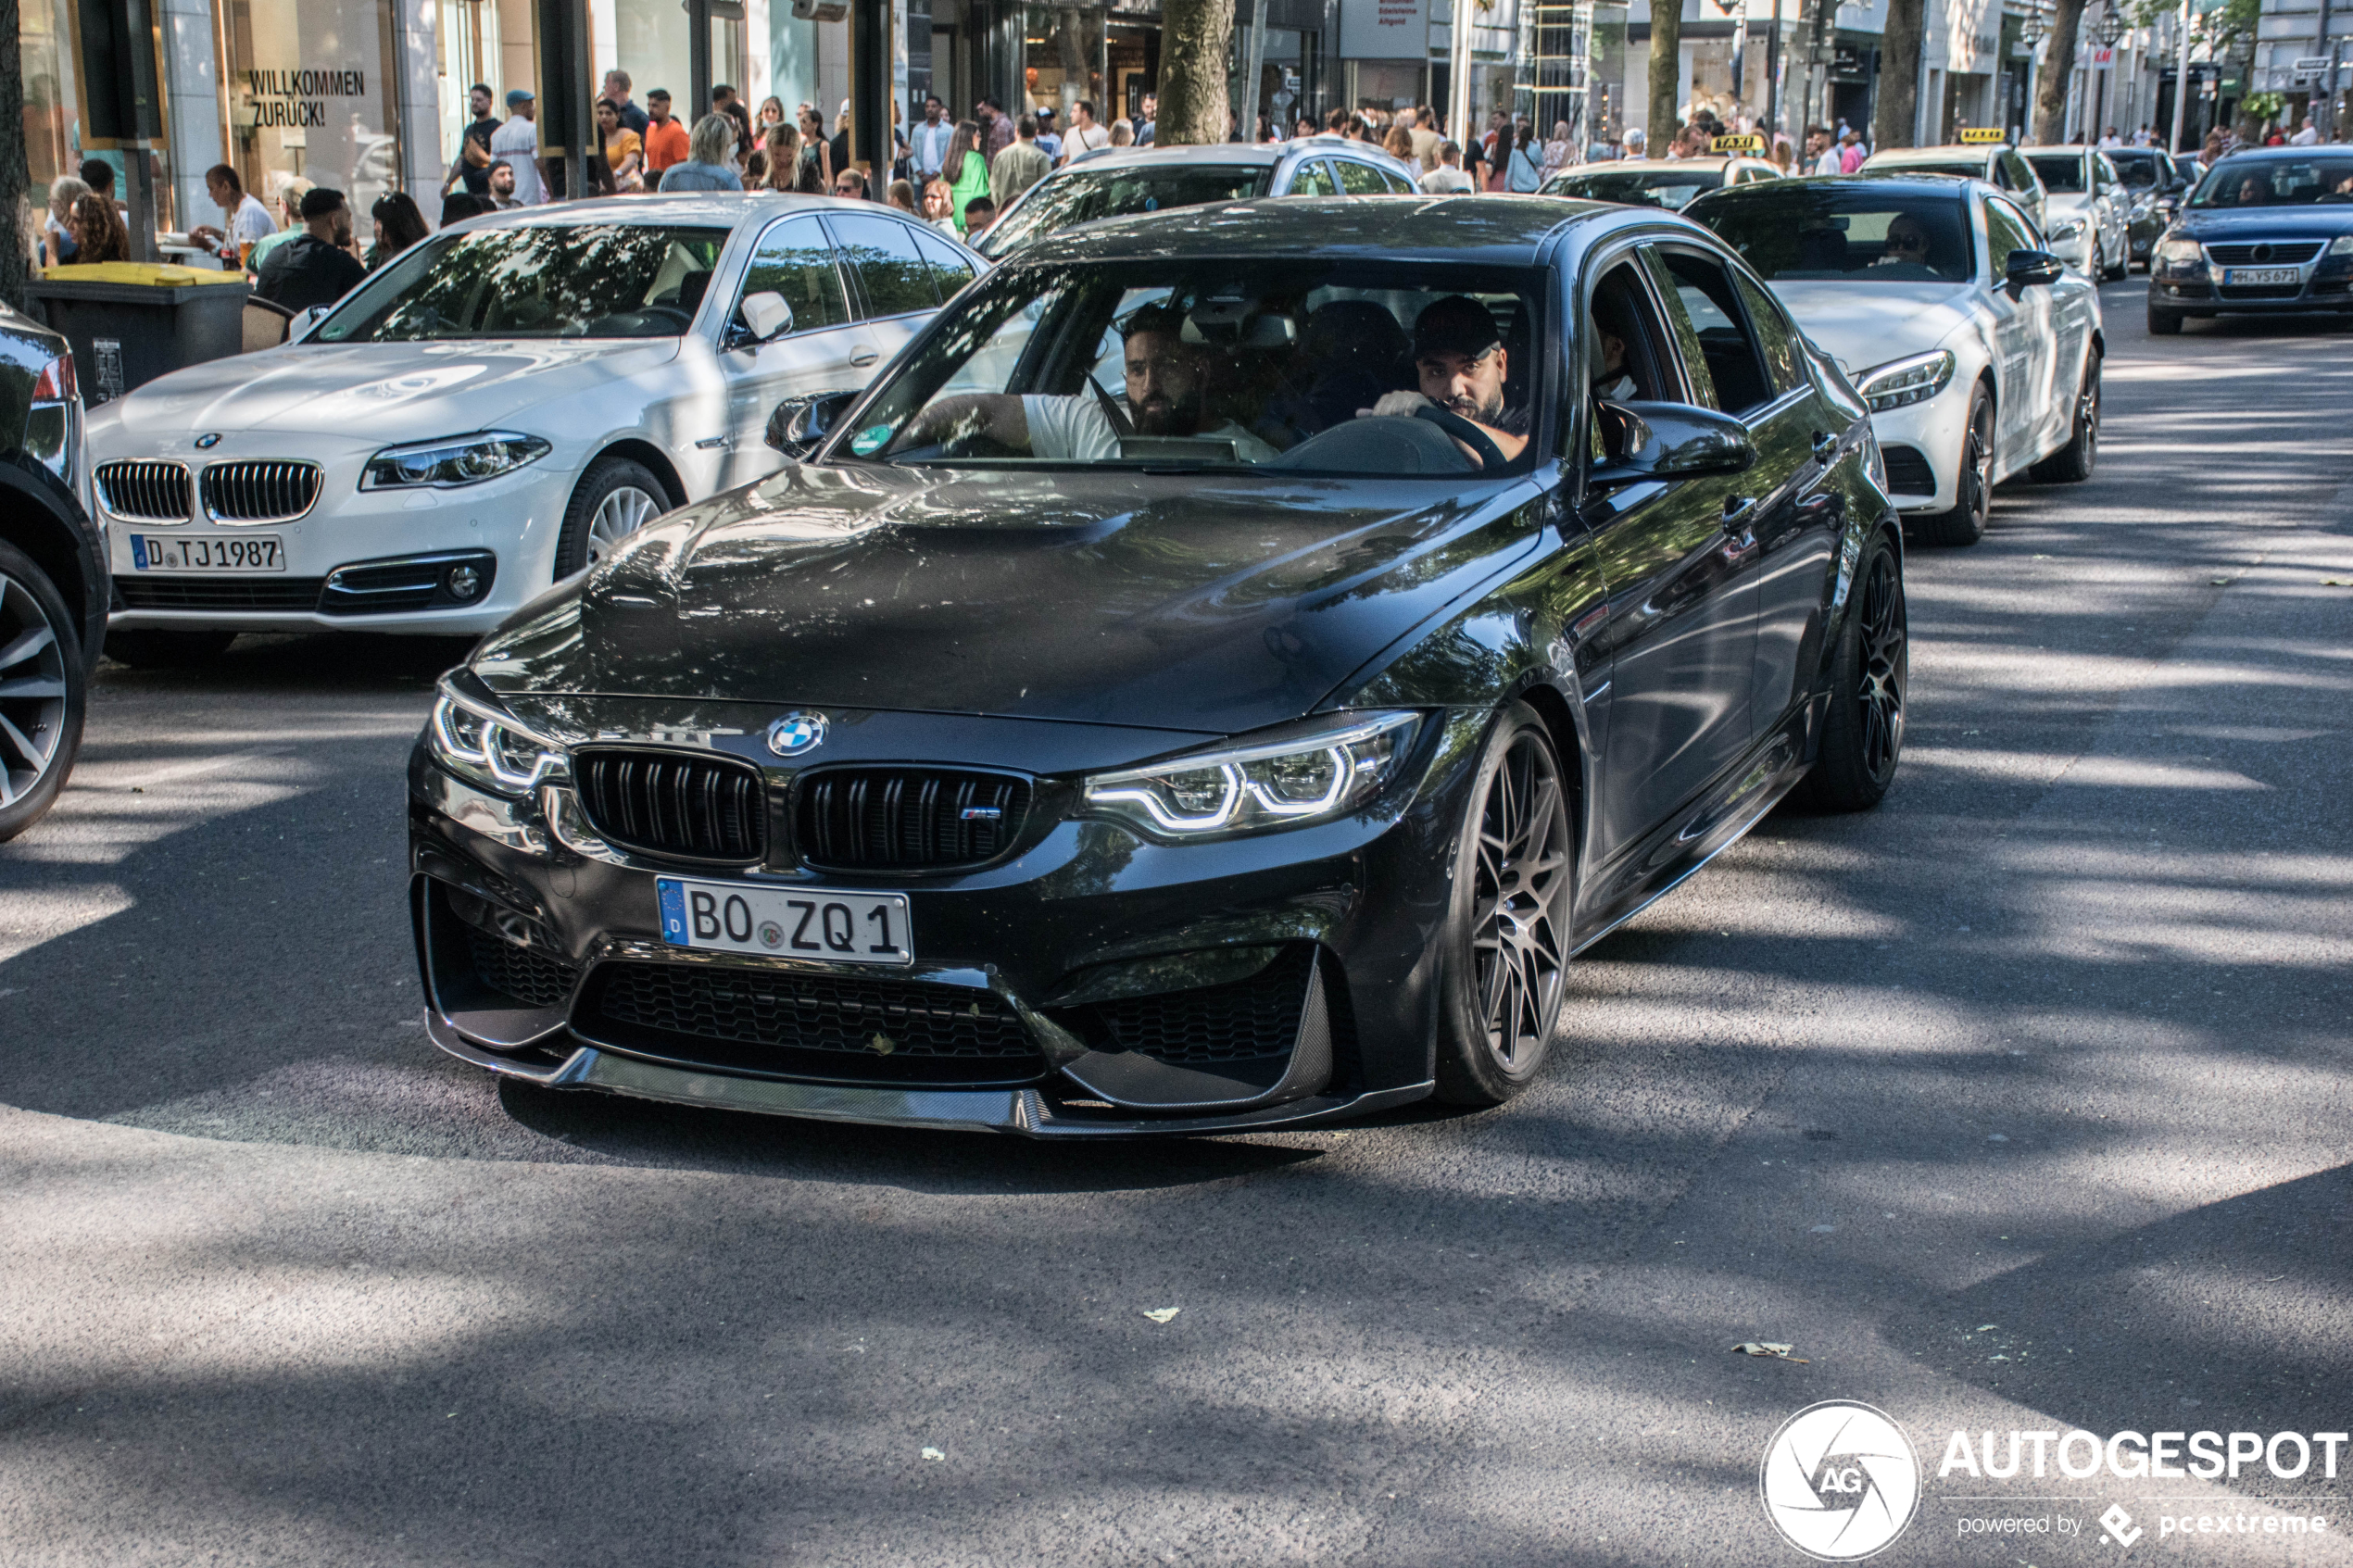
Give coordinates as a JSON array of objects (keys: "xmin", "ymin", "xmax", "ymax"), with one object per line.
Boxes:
[{"xmin": 1412, "ymin": 295, "xmax": 1504, "ymax": 361}]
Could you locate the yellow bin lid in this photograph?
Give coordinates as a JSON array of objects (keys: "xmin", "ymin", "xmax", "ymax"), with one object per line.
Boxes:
[{"xmin": 39, "ymin": 261, "xmax": 250, "ymax": 286}]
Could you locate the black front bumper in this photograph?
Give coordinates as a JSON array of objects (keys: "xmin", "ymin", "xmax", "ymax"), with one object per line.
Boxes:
[
  {"xmin": 2150, "ymin": 271, "xmax": 2353, "ymax": 315},
  {"xmin": 408, "ymin": 710, "xmax": 1485, "ymax": 1136}
]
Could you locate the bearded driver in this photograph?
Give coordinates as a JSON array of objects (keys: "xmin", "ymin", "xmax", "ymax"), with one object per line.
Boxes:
[
  {"xmin": 896, "ymin": 302, "xmax": 1276, "ymax": 460},
  {"xmin": 1360, "ymin": 295, "xmax": 1529, "ymax": 467}
]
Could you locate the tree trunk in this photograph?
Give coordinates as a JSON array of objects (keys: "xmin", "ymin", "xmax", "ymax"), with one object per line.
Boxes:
[
  {"xmin": 2033, "ymin": 0, "xmax": 2089, "ymax": 143},
  {"xmin": 1874, "ymin": 0, "xmax": 1924, "ymax": 150},
  {"xmin": 0, "ymin": 0, "xmax": 31, "ymax": 314},
  {"xmin": 1648, "ymin": 0, "xmax": 1683, "ymax": 154},
  {"xmin": 1157, "ymin": 0, "xmax": 1236, "ymax": 145}
]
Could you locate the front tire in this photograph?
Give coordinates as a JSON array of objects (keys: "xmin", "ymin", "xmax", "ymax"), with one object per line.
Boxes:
[
  {"xmin": 2147, "ymin": 305, "xmax": 2185, "ymax": 335},
  {"xmin": 552, "ymin": 456, "xmax": 669, "ymax": 579},
  {"xmin": 1793, "ymin": 533, "xmax": 1906, "ymax": 813},
  {"xmin": 0, "ymin": 541, "xmax": 88, "ymax": 842},
  {"xmin": 2029, "ymin": 347, "xmax": 2100, "ymax": 483},
  {"xmin": 1917, "ymin": 383, "xmax": 1993, "ymax": 547},
  {"xmin": 1433, "ymin": 702, "xmax": 1573, "ymax": 1108}
]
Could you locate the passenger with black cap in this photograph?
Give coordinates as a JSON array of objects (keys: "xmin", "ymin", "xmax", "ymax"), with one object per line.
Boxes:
[{"xmin": 1359, "ymin": 295, "xmax": 1530, "ymax": 465}]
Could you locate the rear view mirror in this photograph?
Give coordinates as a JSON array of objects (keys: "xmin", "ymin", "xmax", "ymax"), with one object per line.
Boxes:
[
  {"xmin": 1589, "ymin": 401, "xmax": 1756, "ymax": 486},
  {"xmin": 764, "ymin": 389, "xmax": 859, "ymax": 457},
  {"xmin": 2006, "ymin": 248, "xmax": 2066, "ymax": 289},
  {"xmin": 737, "ymin": 290, "xmax": 795, "ymax": 345}
]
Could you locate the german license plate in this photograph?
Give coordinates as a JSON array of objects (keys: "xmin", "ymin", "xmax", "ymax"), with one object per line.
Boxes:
[
  {"xmin": 129, "ymin": 533, "xmax": 284, "ymax": 572},
  {"xmin": 656, "ymin": 877, "xmax": 913, "ymax": 966},
  {"xmin": 2222, "ymin": 267, "xmax": 2300, "ymax": 287}
]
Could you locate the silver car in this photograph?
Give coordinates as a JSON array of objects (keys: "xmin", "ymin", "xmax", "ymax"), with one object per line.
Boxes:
[{"xmin": 975, "ymin": 141, "xmax": 1425, "ymax": 259}]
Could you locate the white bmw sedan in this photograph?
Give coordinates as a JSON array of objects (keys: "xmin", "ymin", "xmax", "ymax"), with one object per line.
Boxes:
[
  {"xmin": 1688, "ymin": 174, "xmax": 2103, "ymax": 546},
  {"xmin": 87, "ymin": 194, "xmax": 979, "ymax": 663}
]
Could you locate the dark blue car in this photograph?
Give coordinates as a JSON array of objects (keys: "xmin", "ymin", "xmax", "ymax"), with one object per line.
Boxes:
[{"xmin": 2148, "ymin": 146, "xmax": 2353, "ymax": 332}]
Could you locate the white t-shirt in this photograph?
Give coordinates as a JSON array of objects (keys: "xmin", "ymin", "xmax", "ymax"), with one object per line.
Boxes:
[
  {"xmin": 490, "ymin": 116, "xmax": 546, "ymax": 205},
  {"xmin": 2289, "ymin": 125, "xmax": 2320, "ymax": 145},
  {"xmin": 1814, "ymin": 148, "xmax": 1843, "ymax": 176},
  {"xmin": 1020, "ymin": 395, "xmax": 1276, "ymax": 462},
  {"xmin": 228, "ymin": 193, "xmax": 277, "ymax": 248},
  {"xmin": 1420, "ymin": 165, "xmax": 1476, "ymax": 193},
  {"xmin": 1064, "ymin": 122, "xmax": 1112, "ymax": 162}
]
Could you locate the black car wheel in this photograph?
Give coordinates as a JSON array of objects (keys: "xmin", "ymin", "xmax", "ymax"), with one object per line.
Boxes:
[
  {"xmin": 0, "ymin": 540, "xmax": 87, "ymax": 842},
  {"xmin": 2030, "ymin": 348, "xmax": 2101, "ymax": 483},
  {"xmin": 1434, "ymin": 701, "xmax": 1573, "ymax": 1107},
  {"xmin": 553, "ymin": 456, "xmax": 669, "ymax": 579},
  {"xmin": 1918, "ymin": 383, "xmax": 1993, "ymax": 547},
  {"xmin": 104, "ymin": 629, "xmax": 237, "ymax": 668},
  {"xmin": 1794, "ymin": 533, "xmax": 1906, "ymax": 813},
  {"xmin": 2147, "ymin": 305, "xmax": 2185, "ymax": 335}
]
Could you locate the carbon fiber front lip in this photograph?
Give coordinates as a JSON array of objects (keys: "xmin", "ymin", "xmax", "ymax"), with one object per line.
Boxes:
[{"xmin": 422, "ymin": 1010, "xmax": 1430, "ymax": 1138}]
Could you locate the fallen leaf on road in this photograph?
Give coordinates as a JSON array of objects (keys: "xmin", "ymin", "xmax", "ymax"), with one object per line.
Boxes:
[
  {"xmin": 921, "ymin": 1447, "xmax": 945, "ymax": 1461},
  {"xmin": 1731, "ymin": 1341, "xmax": 1810, "ymax": 1362},
  {"xmin": 1142, "ymin": 1307, "xmax": 1180, "ymax": 1323},
  {"xmin": 2323, "ymin": 579, "xmax": 2350, "ymax": 587},
  {"xmin": 2210, "ymin": 578, "xmax": 2232, "ymax": 585}
]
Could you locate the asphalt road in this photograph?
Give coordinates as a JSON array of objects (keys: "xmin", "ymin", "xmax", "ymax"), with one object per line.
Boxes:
[{"xmin": 4, "ymin": 286, "xmax": 2351, "ymax": 1567}]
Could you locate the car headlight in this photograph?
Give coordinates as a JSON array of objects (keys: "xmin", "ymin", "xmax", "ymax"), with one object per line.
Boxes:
[
  {"xmin": 1853, "ymin": 349, "xmax": 1957, "ymax": 413},
  {"xmin": 1083, "ymin": 711, "xmax": 1421, "ymax": 840},
  {"xmin": 362, "ymin": 432, "xmax": 552, "ymax": 490},
  {"xmin": 2156, "ymin": 236, "xmax": 2203, "ymax": 265},
  {"xmin": 428, "ymin": 676, "xmax": 567, "ymax": 797},
  {"xmin": 2331, "ymin": 236, "xmax": 2353, "ymax": 256}
]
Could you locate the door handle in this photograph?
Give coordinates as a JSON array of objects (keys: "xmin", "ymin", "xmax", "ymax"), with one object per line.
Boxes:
[
  {"xmin": 1721, "ymin": 494, "xmax": 1758, "ymax": 531},
  {"xmin": 848, "ymin": 348, "xmax": 880, "ymax": 368},
  {"xmin": 1810, "ymin": 431, "xmax": 1839, "ymax": 462}
]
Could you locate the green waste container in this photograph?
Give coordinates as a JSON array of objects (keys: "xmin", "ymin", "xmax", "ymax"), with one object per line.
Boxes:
[{"xmin": 28, "ymin": 263, "xmax": 252, "ymax": 408}]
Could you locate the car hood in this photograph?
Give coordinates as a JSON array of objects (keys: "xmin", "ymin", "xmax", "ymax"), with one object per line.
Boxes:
[
  {"xmin": 91, "ymin": 339, "xmax": 683, "ymax": 446},
  {"xmin": 472, "ymin": 460, "xmax": 1541, "ymax": 735},
  {"xmin": 2044, "ymin": 191, "xmax": 2095, "ymax": 217},
  {"xmin": 2174, "ymin": 204, "xmax": 2353, "ymax": 236},
  {"xmin": 1765, "ymin": 282, "xmax": 1978, "ymax": 376}
]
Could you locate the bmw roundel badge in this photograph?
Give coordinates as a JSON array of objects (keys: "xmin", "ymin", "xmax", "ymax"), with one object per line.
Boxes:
[
  {"xmin": 194, "ymin": 433, "xmax": 221, "ymax": 449},
  {"xmin": 766, "ymin": 711, "xmax": 827, "ymax": 756}
]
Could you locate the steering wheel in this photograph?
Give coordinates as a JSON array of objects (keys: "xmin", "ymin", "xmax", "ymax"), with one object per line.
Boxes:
[{"xmin": 1413, "ymin": 405, "xmax": 1510, "ymax": 471}]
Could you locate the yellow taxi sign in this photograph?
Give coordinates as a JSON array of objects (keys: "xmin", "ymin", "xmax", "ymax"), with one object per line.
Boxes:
[
  {"xmin": 1958, "ymin": 127, "xmax": 2007, "ymax": 144},
  {"xmin": 1712, "ymin": 134, "xmax": 1767, "ymax": 155}
]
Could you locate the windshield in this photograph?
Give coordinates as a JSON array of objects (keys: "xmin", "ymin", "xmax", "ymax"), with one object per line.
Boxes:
[
  {"xmin": 2107, "ymin": 150, "xmax": 2168, "ymax": 189},
  {"xmin": 2027, "ymin": 155, "xmax": 2087, "ymax": 193},
  {"xmin": 1691, "ymin": 186, "xmax": 1977, "ymax": 283},
  {"xmin": 1542, "ymin": 168, "xmax": 1720, "ymax": 209},
  {"xmin": 2188, "ymin": 157, "xmax": 2353, "ymax": 207},
  {"xmin": 837, "ymin": 259, "xmax": 1545, "ymax": 477},
  {"xmin": 974, "ymin": 165, "xmax": 1276, "ymax": 257},
  {"xmin": 313, "ymin": 224, "xmax": 733, "ymax": 342}
]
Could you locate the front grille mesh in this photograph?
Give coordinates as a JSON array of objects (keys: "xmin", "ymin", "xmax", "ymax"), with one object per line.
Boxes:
[
  {"xmin": 593, "ymin": 961, "xmax": 1037, "ymax": 1060},
  {"xmin": 202, "ymin": 460, "xmax": 322, "ymax": 522},
  {"xmin": 795, "ymin": 767, "xmax": 1030, "ymax": 871},
  {"xmin": 466, "ymin": 927, "xmax": 580, "ymax": 1009},
  {"xmin": 575, "ymin": 749, "xmax": 767, "ymax": 861},
  {"xmin": 94, "ymin": 460, "xmax": 191, "ymax": 522},
  {"xmin": 2207, "ymin": 241, "xmax": 2322, "ymax": 266},
  {"xmin": 1076, "ymin": 947, "xmax": 1315, "ymax": 1065},
  {"xmin": 114, "ymin": 575, "xmax": 325, "ymax": 610},
  {"xmin": 1880, "ymin": 444, "xmax": 1935, "ymax": 496}
]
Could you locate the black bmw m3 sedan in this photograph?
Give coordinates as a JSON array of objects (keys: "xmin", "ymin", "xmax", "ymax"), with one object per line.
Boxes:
[{"xmin": 409, "ymin": 195, "xmax": 1908, "ymax": 1136}]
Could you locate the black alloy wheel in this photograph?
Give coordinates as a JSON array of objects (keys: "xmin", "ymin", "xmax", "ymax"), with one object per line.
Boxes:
[
  {"xmin": 1795, "ymin": 533, "xmax": 1906, "ymax": 812},
  {"xmin": 0, "ymin": 541, "xmax": 87, "ymax": 842},
  {"xmin": 2030, "ymin": 348, "xmax": 2101, "ymax": 483},
  {"xmin": 1435, "ymin": 701, "xmax": 1573, "ymax": 1107},
  {"xmin": 1919, "ymin": 383, "xmax": 1994, "ymax": 547}
]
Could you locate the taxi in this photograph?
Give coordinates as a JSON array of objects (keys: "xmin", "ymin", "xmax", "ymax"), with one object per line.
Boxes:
[
  {"xmin": 1861, "ymin": 129, "xmax": 2056, "ymax": 249},
  {"xmin": 1542, "ymin": 135, "xmax": 1781, "ymax": 211}
]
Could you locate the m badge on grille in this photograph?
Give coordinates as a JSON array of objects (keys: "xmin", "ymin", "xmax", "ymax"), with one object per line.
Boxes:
[{"xmin": 766, "ymin": 711, "xmax": 827, "ymax": 756}]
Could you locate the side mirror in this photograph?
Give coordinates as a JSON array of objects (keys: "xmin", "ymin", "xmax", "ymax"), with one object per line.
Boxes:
[
  {"xmin": 2006, "ymin": 248, "xmax": 2066, "ymax": 289},
  {"xmin": 764, "ymin": 389, "xmax": 859, "ymax": 456},
  {"xmin": 735, "ymin": 290, "xmax": 795, "ymax": 346},
  {"xmin": 1589, "ymin": 400, "xmax": 1756, "ymax": 487},
  {"xmin": 286, "ymin": 304, "xmax": 329, "ymax": 343}
]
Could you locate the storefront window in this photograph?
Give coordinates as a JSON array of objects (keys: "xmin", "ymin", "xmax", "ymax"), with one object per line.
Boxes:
[
  {"xmin": 221, "ymin": 0, "xmax": 400, "ymax": 220},
  {"xmin": 19, "ymin": 0, "xmax": 179, "ymax": 235},
  {"xmin": 1026, "ymin": 4, "xmax": 1105, "ymax": 119}
]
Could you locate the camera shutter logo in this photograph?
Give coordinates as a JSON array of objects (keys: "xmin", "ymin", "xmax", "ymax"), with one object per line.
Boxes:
[{"xmin": 1759, "ymin": 1400, "xmax": 1920, "ymax": 1560}]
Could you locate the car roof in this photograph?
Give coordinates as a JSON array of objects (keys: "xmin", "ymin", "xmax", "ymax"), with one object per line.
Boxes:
[
  {"xmin": 1867, "ymin": 145, "xmax": 2001, "ymax": 163},
  {"xmin": 1009, "ymin": 193, "xmax": 1608, "ymax": 266},
  {"xmin": 1697, "ymin": 172, "xmax": 1984, "ymax": 200},
  {"xmin": 1558, "ymin": 157, "xmax": 1742, "ymax": 175},
  {"xmin": 2019, "ymin": 144, "xmax": 2095, "ymax": 157},
  {"xmin": 2207, "ymin": 144, "xmax": 2352, "ymax": 162},
  {"xmin": 1062, "ymin": 139, "xmax": 1417, "ymax": 177},
  {"xmin": 454, "ymin": 192, "xmax": 860, "ymax": 230}
]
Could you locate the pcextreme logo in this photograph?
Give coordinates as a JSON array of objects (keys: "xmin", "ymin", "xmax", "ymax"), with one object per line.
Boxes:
[{"xmin": 1761, "ymin": 1400, "xmax": 1924, "ymax": 1561}]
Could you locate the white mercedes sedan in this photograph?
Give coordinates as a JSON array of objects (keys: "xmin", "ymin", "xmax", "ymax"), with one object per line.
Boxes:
[
  {"xmin": 86, "ymin": 194, "xmax": 980, "ymax": 664},
  {"xmin": 1687, "ymin": 173, "xmax": 2103, "ymax": 546}
]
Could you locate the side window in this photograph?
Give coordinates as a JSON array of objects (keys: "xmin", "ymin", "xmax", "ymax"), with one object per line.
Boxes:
[
  {"xmin": 827, "ymin": 212, "xmax": 938, "ymax": 320},
  {"xmin": 1334, "ymin": 159, "xmax": 1387, "ymax": 195},
  {"xmin": 1287, "ymin": 158, "xmax": 1337, "ymax": 196},
  {"xmin": 735, "ymin": 215, "xmax": 851, "ymax": 335},
  {"xmin": 912, "ymin": 227, "xmax": 977, "ymax": 302},
  {"xmin": 1730, "ymin": 270, "xmax": 1803, "ymax": 395},
  {"xmin": 1984, "ymin": 197, "xmax": 2037, "ymax": 272},
  {"xmin": 1582, "ymin": 257, "xmax": 1680, "ymax": 430},
  {"xmin": 1991, "ymin": 157, "xmax": 2014, "ymax": 189},
  {"xmin": 1382, "ymin": 166, "xmax": 1416, "ymax": 194},
  {"xmin": 1644, "ymin": 247, "xmax": 1776, "ymax": 417}
]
